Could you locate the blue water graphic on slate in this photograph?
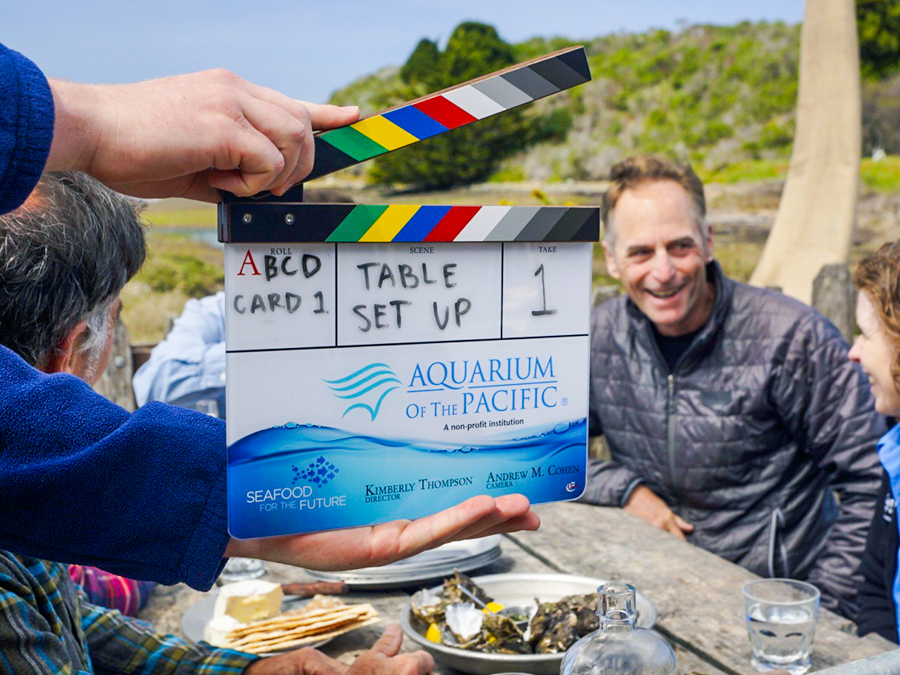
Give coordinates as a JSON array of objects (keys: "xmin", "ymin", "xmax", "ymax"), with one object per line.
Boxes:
[{"xmin": 228, "ymin": 419, "xmax": 586, "ymax": 538}]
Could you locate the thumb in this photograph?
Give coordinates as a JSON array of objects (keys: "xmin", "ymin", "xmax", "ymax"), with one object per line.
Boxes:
[
  {"xmin": 667, "ymin": 522, "xmax": 687, "ymax": 540},
  {"xmin": 674, "ymin": 515, "xmax": 694, "ymax": 533},
  {"xmin": 370, "ymin": 623, "xmax": 404, "ymax": 657},
  {"xmin": 302, "ymin": 101, "xmax": 360, "ymax": 131}
]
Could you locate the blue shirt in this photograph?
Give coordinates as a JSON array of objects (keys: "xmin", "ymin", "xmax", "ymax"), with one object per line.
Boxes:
[
  {"xmin": 876, "ymin": 423, "xmax": 900, "ymax": 634},
  {"xmin": 133, "ymin": 293, "xmax": 227, "ymax": 418}
]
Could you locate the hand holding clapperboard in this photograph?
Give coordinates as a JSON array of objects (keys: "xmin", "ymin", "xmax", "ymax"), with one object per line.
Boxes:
[{"xmin": 219, "ymin": 48, "xmax": 599, "ymax": 538}]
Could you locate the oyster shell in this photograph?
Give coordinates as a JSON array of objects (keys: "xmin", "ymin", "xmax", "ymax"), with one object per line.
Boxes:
[
  {"xmin": 409, "ymin": 589, "xmax": 445, "ymax": 629},
  {"xmin": 443, "ymin": 603, "xmax": 484, "ymax": 649},
  {"xmin": 442, "ymin": 570, "xmax": 493, "ymax": 606},
  {"xmin": 528, "ymin": 593, "xmax": 599, "ymax": 654},
  {"xmin": 481, "ymin": 612, "xmax": 532, "ymax": 654}
]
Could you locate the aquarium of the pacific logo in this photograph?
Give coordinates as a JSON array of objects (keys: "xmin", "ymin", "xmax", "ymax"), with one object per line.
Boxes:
[{"xmin": 323, "ymin": 363, "xmax": 400, "ymax": 421}]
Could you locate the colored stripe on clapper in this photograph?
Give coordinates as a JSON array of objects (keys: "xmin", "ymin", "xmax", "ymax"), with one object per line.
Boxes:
[
  {"xmin": 303, "ymin": 47, "xmax": 591, "ymax": 182},
  {"xmin": 425, "ymin": 206, "xmax": 481, "ymax": 242},
  {"xmin": 360, "ymin": 205, "xmax": 420, "ymax": 242},
  {"xmin": 394, "ymin": 206, "xmax": 452, "ymax": 242},
  {"xmin": 224, "ymin": 204, "xmax": 599, "ymax": 243}
]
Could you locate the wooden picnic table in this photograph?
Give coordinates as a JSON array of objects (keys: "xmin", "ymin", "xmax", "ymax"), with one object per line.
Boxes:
[{"xmin": 141, "ymin": 502, "xmax": 896, "ymax": 674}]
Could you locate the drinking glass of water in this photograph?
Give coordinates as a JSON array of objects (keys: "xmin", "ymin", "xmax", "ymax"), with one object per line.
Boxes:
[{"xmin": 742, "ymin": 579, "xmax": 820, "ymax": 674}]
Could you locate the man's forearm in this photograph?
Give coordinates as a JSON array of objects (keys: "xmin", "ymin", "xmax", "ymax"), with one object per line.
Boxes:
[{"xmin": 46, "ymin": 79, "xmax": 102, "ymax": 173}]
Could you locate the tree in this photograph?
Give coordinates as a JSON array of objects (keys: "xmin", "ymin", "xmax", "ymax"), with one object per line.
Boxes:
[
  {"xmin": 371, "ymin": 22, "xmax": 541, "ymax": 189},
  {"xmin": 439, "ymin": 22, "xmax": 516, "ymax": 86},
  {"xmin": 400, "ymin": 39, "xmax": 440, "ymax": 89},
  {"xmin": 857, "ymin": 0, "xmax": 900, "ymax": 79}
]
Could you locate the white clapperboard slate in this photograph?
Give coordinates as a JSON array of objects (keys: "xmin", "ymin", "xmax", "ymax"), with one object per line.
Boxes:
[{"xmin": 219, "ymin": 47, "xmax": 599, "ymax": 537}]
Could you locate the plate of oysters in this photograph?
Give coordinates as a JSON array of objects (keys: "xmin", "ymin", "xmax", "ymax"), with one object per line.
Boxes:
[{"xmin": 400, "ymin": 571, "xmax": 657, "ymax": 675}]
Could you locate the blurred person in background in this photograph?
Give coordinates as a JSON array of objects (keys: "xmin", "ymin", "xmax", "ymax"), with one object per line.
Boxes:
[{"xmin": 134, "ymin": 291, "xmax": 228, "ymax": 418}]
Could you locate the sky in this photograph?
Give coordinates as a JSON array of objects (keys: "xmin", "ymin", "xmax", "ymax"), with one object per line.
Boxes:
[{"xmin": 3, "ymin": 0, "xmax": 804, "ymax": 104}]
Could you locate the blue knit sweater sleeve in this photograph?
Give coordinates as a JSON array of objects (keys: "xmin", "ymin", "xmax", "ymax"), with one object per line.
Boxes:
[
  {"xmin": 0, "ymin": 345, "xmax": 230, "ymax": 590},
  {"xmin": 0, "ymin": 43, "xmax": 54, "ymax": 214}
]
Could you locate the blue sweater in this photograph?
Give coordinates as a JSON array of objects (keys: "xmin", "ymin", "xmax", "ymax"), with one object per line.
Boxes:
[
  {"xmin": 0, "ymin": 43, "xmax": 53, "ymax": 214},
  {"xmin": 0, "ymin": 43, "xmax": 229, "ymax": 590}
]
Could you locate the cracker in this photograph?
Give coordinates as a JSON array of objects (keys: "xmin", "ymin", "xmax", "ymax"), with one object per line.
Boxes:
[
  {"xmin": 227, "ymin": 613, "xmax": 359, "ymax": 647},
  {"xmin": 227, "ymin": 604, "xmax": 364, "ymax": 638},
  {"xmin": 225, "ymin": 603, "xmax": 378, "ymax": 650},
  {"xmin": 229, "ymin": 605, "xmax": 374, "ymax": 644},
  {"xmin": 233, "ymin": 615, "xmax": 382, "ymax": 654}
]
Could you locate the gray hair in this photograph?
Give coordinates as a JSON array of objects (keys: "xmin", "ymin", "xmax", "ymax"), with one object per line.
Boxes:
[
  {"xmin": 0, "ymin": 172, "xmax": 146, "ymax": 369},
  {"xmin": 79, "ymin": 295, "xmax": 121, "ymax": 373}
]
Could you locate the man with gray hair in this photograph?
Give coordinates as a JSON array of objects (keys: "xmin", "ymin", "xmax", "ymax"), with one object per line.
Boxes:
[
  {"xmin": 0, "ymin": 173, "xmax": 437, "ymax": 675},
  {"xmin": 583, "ymin": 155, "xmax": 883, "ymax": 618},
  {"xmin": 0, "ymin": 172, "xmax": 145, "ymax": 380}
]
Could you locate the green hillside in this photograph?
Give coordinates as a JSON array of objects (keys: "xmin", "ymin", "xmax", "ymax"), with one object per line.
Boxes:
[{"xmin": 329, "ymin": 21, "xmax": 801, "ymax": 184}]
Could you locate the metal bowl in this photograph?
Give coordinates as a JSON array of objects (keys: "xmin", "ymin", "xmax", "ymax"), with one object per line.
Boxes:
[{"xmin": 399, "ymin": 573, "xmax": 658, "ymax": 675}]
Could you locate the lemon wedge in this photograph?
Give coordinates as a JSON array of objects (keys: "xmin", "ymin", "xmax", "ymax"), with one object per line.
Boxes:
[{"xmin": 425, "ymin": 623, "xmax": 442, "ymax": 643}]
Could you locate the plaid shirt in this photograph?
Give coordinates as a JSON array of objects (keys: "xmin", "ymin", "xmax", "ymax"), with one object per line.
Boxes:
[{"xmin": 0, "ymin": 552, "xmax": 258, "ymax": 675}]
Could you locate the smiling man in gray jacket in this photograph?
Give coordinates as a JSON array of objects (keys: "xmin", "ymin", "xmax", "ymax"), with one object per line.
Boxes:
[{"xmin": 583, "ymin": 155, "xmax": 883, "ymax": 618}]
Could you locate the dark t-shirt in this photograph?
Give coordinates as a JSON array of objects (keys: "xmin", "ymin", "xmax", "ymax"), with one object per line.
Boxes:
[
  {"xmin": 857, "ymin": 471, "xmax": 898, "ymax": 642},
  {"xmin": 652, "ymin": 325, "xmax": 702, "ymax": 372}
]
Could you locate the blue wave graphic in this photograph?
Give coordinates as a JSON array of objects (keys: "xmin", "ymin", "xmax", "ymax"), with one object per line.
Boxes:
[
  {"xmin": 323, "ymin": 363, "xmax": 391, "ymax": 384},
  {"xmin": 227, "ymin": 419, "xmax": 587, "ymax": 538},
  {"xmin": 323, "ymin": 363, "xmax": 401, "ymax": 420}
]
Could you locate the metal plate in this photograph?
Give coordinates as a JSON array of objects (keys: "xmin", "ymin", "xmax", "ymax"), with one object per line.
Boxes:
[
  {"xmin": 181, "ymin": 590, "xmax": 332, "ymax": 655},
  {"xmin": 304, "ymin": 536, "xmax": 502, "ymax": 589},
  {"xmin": 400, "ymin": 573, "xmax": 658, "ymax": 675}
]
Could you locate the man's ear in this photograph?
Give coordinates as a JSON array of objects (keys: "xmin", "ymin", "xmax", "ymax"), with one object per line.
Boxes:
[
  {"xmin": 42, "ymin": 321, "xmax": 87, "ymax": 375},
  {"xmin": 705, "ymin": 224, "xmax": 715, "ymax": 262},
  {"xmin": 601, "ymin": 240, "xmax": 622, "ymax": 280}
]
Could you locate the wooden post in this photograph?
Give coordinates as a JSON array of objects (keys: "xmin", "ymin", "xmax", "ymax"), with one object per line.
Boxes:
[
  {"xmin": 93, "ymin": 316, "xmax": 137, "ymax": 412},
  {"xmin": 812, "ymin": 263, "xmax": 856, "ymax": 342}
]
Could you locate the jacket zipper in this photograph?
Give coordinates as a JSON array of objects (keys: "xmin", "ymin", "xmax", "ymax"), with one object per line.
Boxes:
[{"xmin": 667, "ymin": 374, "xmax": 677, "ymax": 487}]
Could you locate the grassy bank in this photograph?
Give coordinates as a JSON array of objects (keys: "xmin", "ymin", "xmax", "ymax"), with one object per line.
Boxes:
[
  {"xmin": 698, "ymin": 157, "xmax": 900, "ymax": 192},
  {"xmin": 121, "ymin": 230, "xmax": 223, "ymax": 343}
]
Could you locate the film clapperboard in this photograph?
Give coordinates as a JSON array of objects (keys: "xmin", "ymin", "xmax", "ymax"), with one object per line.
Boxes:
[{"xmin": 220, "ymin": 47, "xmax": 598, "ymax": 537}]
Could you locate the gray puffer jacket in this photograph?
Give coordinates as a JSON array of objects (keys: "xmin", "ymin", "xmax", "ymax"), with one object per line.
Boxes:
[{"xmin": 583, "ymin": 262, "xmax": 884, "ymax": 617}]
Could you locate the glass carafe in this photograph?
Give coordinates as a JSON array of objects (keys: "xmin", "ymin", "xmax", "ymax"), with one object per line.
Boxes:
[{"xmin": 560, "ymin": 582, "xmax": 676, "ymax": 675}]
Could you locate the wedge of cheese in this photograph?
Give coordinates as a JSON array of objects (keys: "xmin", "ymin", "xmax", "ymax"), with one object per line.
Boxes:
[{"xmin": 213, "ymin": 580, "xmax": 283, "ymax": 624}]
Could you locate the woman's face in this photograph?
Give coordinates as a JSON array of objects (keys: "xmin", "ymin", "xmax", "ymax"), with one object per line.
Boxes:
[{"xmin": 849, "ymin": 291, "xmax": 900, "ymax": 417}]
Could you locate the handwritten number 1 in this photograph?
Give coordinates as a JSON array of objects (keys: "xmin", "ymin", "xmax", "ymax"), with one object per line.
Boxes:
[
  {"xmin": 313, "ymin": 291, "xmax": 327, "ymax": 314},
  {"xmin": 532, "ymin": 264, "xmax": 557, "ymax": 316}
]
